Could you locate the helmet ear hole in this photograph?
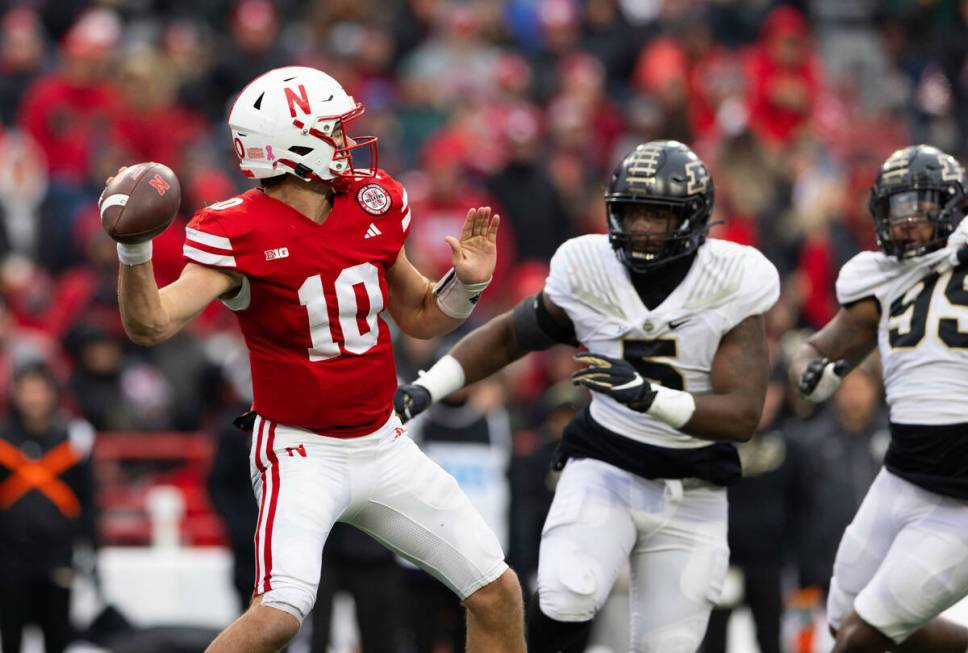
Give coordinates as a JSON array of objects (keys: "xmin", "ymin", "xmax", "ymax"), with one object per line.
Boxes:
[{"xmin": 289, "ymin": 146, "xmax": 313, "ymax": 156}]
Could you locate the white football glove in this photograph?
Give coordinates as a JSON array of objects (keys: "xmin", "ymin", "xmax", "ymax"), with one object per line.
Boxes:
[{"xmin": 797, "ymin": 358, "xmax": 848, "ymax": 403}]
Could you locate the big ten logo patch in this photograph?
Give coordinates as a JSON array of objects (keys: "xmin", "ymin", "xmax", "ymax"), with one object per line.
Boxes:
[
  {"xmin": 148, "ymin": 173, "xmax": 171, "ymax": 196},
  {"xmin": 264, "ymin": 247, "xmax": 289, "ymax": 261},
  {"xmin": 357, "ymin": 184, "xmax": 392, "ymax": 215}
]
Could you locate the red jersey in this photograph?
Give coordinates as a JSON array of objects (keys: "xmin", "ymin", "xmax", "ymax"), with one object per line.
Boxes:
[{"xmin": 183, "ymin": 171, "xmax": 412, "ymax": 436}]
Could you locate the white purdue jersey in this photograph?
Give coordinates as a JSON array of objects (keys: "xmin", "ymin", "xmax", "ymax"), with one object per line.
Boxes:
[
  {"xmin": 545, "ymin": 235, "xmax": 780, "ymax": 449},
  {"xmin": 836, "ymin": 248, "xmax": 968, "ymax": 425}
]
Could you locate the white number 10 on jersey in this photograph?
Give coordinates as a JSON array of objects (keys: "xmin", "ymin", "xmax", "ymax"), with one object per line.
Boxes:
[{"xmin": 297, "ymin": 262, "xmax": 384, "ymax": 360}]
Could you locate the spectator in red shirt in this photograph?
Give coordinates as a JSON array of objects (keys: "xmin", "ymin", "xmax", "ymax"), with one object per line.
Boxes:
[
  {"xmin": 403, "ymin": 134, "xmax": 515, "ymax": 315},
  {"xmin": 111, "ymin": 48, "xmax": 207, "ymax": 173},
  {"xmin": 0, "ymin": 7, "xmax": 47, "ymax": 128},
  {"xmin": 18, "ymin": 9, "xmax": 121, "ymax": 183},
  {"xmin": 745, "ymin": 6, "xmax": 821, "ymax": 147}
]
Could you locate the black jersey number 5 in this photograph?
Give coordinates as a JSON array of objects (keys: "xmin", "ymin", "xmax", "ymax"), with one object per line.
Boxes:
[{"xmin": 622, "ymin": 339, "xmax": 685, "ymax": 390}]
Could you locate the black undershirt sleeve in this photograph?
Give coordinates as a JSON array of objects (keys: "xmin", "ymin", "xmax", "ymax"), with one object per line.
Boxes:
[{"xmin": 511, "ymin": 291, "xmax": 578, "ymax": 351}]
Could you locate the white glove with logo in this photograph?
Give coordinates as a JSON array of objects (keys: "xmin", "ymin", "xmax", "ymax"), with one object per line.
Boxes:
[{"xmin": 798, "ymin": 358, "xmax": 848, "ymax": 403}]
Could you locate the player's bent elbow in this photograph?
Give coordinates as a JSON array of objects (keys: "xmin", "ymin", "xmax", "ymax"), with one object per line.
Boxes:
[
  {"xmin": 125, "ymin": 330, "xmax": 163, "ymax": 347},
  {"xmin": 123, "ymin": 322, "xmax": 171, "ymax": 347},
  {"xmin": 727, "ymin": 405, "xmax": 762, "ymax": 442},
  {"xmin": 731, "ymin": 427, "xmax": 756, "ymax": 443}
]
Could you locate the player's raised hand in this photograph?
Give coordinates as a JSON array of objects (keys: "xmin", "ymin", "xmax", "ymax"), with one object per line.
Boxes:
[
  {"xmin": 446, "ymin": 206, "xmax": 500, "ymax": 285},
  {"xmin": 571, "ymin": 352, "xmax": 658, "ymax": 413},
  {"xmin": 99, "ymin": 166, "xmax": 128, "ymax": 205}
]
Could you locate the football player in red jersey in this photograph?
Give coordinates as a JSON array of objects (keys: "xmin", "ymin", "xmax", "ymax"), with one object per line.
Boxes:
[{"xmin": 104, "ymin": 66, "xmax": 525, "ymax": 653}]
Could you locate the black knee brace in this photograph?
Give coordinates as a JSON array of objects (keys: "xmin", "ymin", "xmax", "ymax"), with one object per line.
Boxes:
[{"xmin": 526, "ymin": 592, "xmax": 594, "ymax": 653}]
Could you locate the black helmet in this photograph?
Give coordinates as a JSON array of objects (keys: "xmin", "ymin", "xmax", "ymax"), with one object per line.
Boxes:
[
  {"xmin": 605, "ymin": 140, "xmax": 714, "ymax": 273},
  {"xmin": 869, "ymin": 144, "xmax": 966, "ymax": 259}
]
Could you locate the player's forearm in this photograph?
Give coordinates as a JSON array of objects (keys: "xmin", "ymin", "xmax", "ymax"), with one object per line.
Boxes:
[
  {"xmin": 451, "ymin": 312, "xmax": 528, "ymax": 385},
  {"xmin": 406, "ymin": 293, "xmax": 465, "ymax": 339},
  {"xmin": 681, "ymin": 393, "xmax": 762, "ymax": 442},
  {"xmin": 407, "ymin": 313, "xmax": 526, "ymax": 404},
  {"xmin": 118, "ymin": 263, "xmax": 173, "ymax": 346},
  {"xmin": 393, "ymin": 288, "xmax": 462, "ymax": 338},
  {"xmin": 789, "ymin": 341, "xmax": 824, "ymax": 385},
  {"xmin": 394, "ymin": 277, "xmax": 489, "ymax": 339}
]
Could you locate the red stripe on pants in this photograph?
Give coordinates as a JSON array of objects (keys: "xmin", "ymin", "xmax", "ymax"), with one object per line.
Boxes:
[
  {"xmin": 252, "ymin": 418, "xmax": 267, "ymax": 596},
  {"xmin": 262, "ymin": 421, "xmax": 280, "ymax": 593}
]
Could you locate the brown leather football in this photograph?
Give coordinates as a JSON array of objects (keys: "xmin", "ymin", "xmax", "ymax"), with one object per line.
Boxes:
[{"xmin": 99, "ymin": 162, "xmax": 181, "ymax": 244}]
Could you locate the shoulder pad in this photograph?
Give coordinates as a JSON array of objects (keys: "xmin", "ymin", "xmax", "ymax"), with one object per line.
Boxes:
[{"xmin": 836, "ymin": 250, "xmax": 891, "ymax": 306}]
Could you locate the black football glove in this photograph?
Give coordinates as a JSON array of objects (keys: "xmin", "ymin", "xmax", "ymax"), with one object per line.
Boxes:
[
  {"xmin": 394, "ymin": 384, "xmax": 432, "ymax": 424},
  {"xmin": 797, "ymin": 357, "xmax": 848, "ymax": 402},
  {"xmin": 570, "ymin": 352, "xmax": 657, "ymax": 413}
]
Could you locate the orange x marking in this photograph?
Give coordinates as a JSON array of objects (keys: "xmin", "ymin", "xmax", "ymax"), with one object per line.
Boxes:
[{"xmin": 0, "ymin": 439, "xmax": 81, "ymax": 518}]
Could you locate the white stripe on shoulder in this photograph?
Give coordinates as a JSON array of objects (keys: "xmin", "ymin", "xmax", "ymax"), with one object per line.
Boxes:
[
  {"xmin": 585, "ymin": 241, "xmax": 624, "ymax": 316},
  {"xmin": 184, "ymin": 244, "xmax": 237, "ymax": 267},
  {"xmin": 688, "ymin": 246, "xmax": 743, "ymax": 306},
  {"xmin": 569, "ymin": 239, "xmax": 627, "ymax": 319},
  {"xmin": 401, "ymin": 209, "xmax": 412, "ymax": 231},
  {"xmin": 401, "ymin": 188, "xmax": 409, "ymax": 211},
  {"xmin": 186, "ymin": 227, "xmax": 232, "ymax": 251}
]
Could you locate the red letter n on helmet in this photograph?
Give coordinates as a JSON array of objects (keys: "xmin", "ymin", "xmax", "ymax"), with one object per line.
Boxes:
[{"xmin": 285, "ymin": 84, "xmax": 310, "ymax": 118}]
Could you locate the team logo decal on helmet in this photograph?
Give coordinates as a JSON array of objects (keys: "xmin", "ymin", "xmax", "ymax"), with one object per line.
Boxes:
[
  {"xmin": 356, "ymin": 184, "xmax": 391, "ymax": 215},
  {"xmin": 604, "ymin": 140, "xmax": 714, "ymax": 273},
  {"xmin": 869, "ymin": 144, "xmax": 966, "ymax": 259}
]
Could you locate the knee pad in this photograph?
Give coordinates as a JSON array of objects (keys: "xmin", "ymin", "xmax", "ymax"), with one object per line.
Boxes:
[
  {"xmin": 258, "ymin": 583, "xmax": 316, "ymax": 624},
  {"xmin": 826, "ymin": 576, "xmax": 852, "ymax": 635},
  {"xmin": 537, "ymin": 555, "xmax": 604, "ymax": 622},
  {"xmin": 632, "ymin": 616, "xmax": 708, "ymax": 653}
]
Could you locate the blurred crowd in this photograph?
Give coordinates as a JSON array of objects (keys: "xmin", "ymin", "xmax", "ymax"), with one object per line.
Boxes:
[{"xmin": 0, "ymin": 0, "xmax": 964, "ymax": 650}]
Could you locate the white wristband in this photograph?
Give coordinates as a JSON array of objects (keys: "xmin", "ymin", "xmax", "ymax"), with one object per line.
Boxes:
[
  {"xmin": 433, "ymin": 268, "xmax": 490, "ymax": 320},
  {"xmin": 414, "ymin": 355, "xmax": 466, "ymax": 402},
  {"xmin": 646, "ymin": 385, "xmax": 696, "ymax": 429},
  {"xmin": 117, "ymin": 241, "xmax": 152, "ymax": 266}
]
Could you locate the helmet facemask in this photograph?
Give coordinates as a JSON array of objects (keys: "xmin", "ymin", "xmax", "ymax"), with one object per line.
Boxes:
[
  {"xmin": 606, "ymin": 197, "xmax": 709, "ymax": 273},
  {"xmin": 870, "ymin": 187, "xmax": 961, "ymax": 259},
  {"xmin": 286, "ymin": 102, "xmax": 378, "ymax": 184}
]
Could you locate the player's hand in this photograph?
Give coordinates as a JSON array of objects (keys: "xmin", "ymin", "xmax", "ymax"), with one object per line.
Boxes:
[
  {"xmin": 394, "ymin": 383, "xmax": 432, "ymax": 424},
  {"xmin": 99, "ymin": 166, "xmax": 128, "ymax": 205},
  {"xmin": 947, "ymin": 215, "xmax": 968, "ymax": 268},
  {"xmin": 447, "ymin": 206, "xmax": 500, "ymax": 285},
  {"xmin": 797, "ymin": 357, "xmax": 848, "ymax": 402},
  {"xmin": 571, "ymin": 352, "xmax": 657, "ymax": 413}
]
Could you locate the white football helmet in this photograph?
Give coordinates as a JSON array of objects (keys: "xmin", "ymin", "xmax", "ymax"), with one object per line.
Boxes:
[{"xmin": 227, "ymin": 66, "xmax": 377, "ymax": 184}]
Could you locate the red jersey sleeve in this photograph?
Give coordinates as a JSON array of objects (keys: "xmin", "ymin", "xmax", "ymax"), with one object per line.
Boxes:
[
  {"xmin": 183, "ymin": 197, "xmax": 245, "ymax": 271},
  {"xmin": 390, "ymin": 174, "xmax": 414, "ymax": 240},
  {"xmin": 357, "ymin": 170, "xmax": 412, "ymax": 243}
]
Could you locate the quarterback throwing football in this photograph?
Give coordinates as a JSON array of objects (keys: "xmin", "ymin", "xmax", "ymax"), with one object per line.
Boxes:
[
  {"xmin": 107, "ymin": 67, "xmax": 525, "ymax": 653},
  {"xmin": 793, "ymin": 144, "xmax": 968, "ymax": 653},
  {"xmin": 396, "ymin": 141, "xmax": 780, "ymax": 652}
]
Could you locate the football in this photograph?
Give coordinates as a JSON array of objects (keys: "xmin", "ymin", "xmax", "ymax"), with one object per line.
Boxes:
[{"xmin": 99, "ymin": 162, "xmax": 181, "ymax": 244}]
